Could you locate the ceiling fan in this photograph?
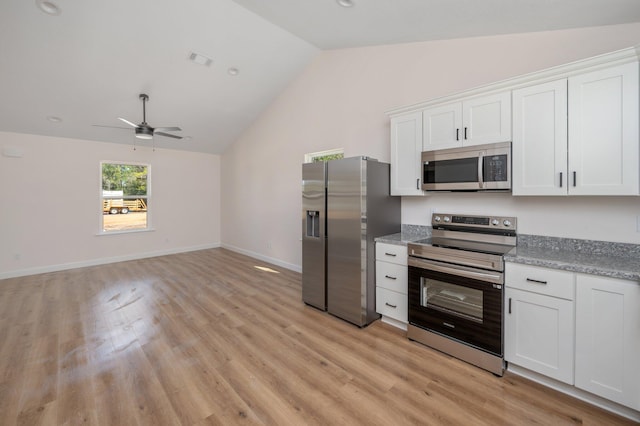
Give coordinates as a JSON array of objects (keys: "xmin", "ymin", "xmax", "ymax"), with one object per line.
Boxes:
[{"xmin": 94, "ymin": 94, "xmax": 182, "ymax": 140}]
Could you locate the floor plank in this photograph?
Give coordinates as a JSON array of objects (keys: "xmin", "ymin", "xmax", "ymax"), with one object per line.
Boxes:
[{"xmin": 0, "ymin": 248, "xmax": 637, "ymax": 425}]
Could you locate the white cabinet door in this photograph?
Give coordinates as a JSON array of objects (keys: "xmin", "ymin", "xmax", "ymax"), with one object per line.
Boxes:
[
  {"xmin": 575, "ymin": 274, "xmax": 640, "ymax": 410},
  {"xmin": 390, "ymin": 112, "xmax": 424, "ymax": 196},
  {"xmin": 423, "ymin": 92, "xmax": 512, "ymax": 151},
  {"xmin": 512, "ymin": 80, "xmax": 568, "ymax": 196},
  {"xmin": 463, "ymin": 92, "xmax": 512, "ymax": 147},
  {"xmin": 505, "ymin": 287, "xmax": 575, "ymax": 384},
  {"xmin": 423, "ymin": 102, "xmax": 463, "ymax": 151},
  {"xmin": 568, "ymin": 62, "xmax": 639, "ymax": 195}
]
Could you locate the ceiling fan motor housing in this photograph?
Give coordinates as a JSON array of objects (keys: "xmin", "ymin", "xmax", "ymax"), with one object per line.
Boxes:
[{"xmin": 135, "ymin": 126, "xmax": 154, "ymax": 139}]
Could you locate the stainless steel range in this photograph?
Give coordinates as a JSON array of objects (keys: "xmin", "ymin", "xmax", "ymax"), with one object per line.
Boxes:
[{"xmin": 407, "ymin": 213, "xmax": 517, "ymax": 376}]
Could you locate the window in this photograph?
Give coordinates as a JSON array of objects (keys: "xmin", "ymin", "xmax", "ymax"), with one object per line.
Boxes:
[
  {"xmin": 101, "ymin": 162, "xmax": 150, "ymax": 233},
  {"xmin": 304, "ymin": 148, "xmax": 344, "ymax": 163}
]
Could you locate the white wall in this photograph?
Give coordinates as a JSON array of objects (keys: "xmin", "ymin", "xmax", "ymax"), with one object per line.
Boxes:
[
  {"xmin": 221, "ymin": 23, "xmax": 640, "ymax": 271},
  {"xmin": 0, "ymin": 132, "xmax": 221, "ymax": 278}
]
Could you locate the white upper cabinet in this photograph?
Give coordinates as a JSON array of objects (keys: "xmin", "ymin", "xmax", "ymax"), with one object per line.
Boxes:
[
  {"xmin": 388, "ymin": 47, "xmax": 640, "ymax": 197},
  {"xmin": 513, "ymin": 62, "xmax": 639, "ymax": 196},
  {"xmin": 463, "ymin": 92, "xmax": 512, "ymax": 147},
  {"xmin": 512, "ymin": 80, "xmax": 568, "ymax": 195},
  {"xmin": 568, "ymin": 62, "xmax": 639, "ymax": 195},
  {"xmin": 390, "ymin": 112, "xmax": 423, "ymax": 196},
  {"xmin": 422, "ymin": 102, "xmax": 463, "ymax": 150},
  {"xmin": 423, "ymin": 92, "xmax": 511, "ymax": 151}
]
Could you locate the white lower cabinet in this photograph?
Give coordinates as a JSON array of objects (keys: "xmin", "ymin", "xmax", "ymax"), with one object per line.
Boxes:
[
  {"xmin": 505, "ymin": 263, "xmax": 575, "ymax": 384},
  {"xmin": 375, "ymin": 243, "xmax": 408, "ymax": 329},
  {"xmin": 575, "ymin": 274, "xmax": 640, "ymax": 410},
  {"xmin": 505, "ymin": 287, "xmax": 575, "ymax": 384},
  {"xmin": 505, "ymin": 263, "xmax": 640, "ymax": 413}
]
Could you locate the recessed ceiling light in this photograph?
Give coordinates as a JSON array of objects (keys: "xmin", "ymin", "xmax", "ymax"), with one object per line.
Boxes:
[
  {"xmin": 189, "ymin": 52, "xmax": 213, "ymax": 67},
  {"xmin": 46, "ymin": 115, "xmax": 62, "ymax": 123},
  {"xmin": 336, "ymin": 0, "xmax": 355, "ymax": 7},
  {"xmin": 227, "ymin": 67, "xmax": 239, "ymax": 76},
  {"xmin": 36, "ymin": 0, "xmax": 61, "ymax": 15}
]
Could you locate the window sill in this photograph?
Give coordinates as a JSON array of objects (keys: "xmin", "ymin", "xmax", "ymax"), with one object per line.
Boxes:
[{"xmin": 96, "ymin": 228, "xmax": 156, "ymax": 236}]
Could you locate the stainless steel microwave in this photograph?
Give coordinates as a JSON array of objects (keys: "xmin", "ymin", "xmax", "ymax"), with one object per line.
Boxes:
[{"xmin": 421, "ymin": 142, "xmax": 511, "ymax": 191}]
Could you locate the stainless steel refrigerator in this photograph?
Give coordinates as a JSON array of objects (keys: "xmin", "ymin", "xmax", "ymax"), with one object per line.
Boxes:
[{"xmin": 302, "ymin": 157, "xmax": 401, "ymax": 327}]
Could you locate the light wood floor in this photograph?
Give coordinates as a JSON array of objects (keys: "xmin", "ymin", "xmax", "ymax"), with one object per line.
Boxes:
[{"xmin": 0, "ymin": 248, "xmax": 636, "ymax": 425}]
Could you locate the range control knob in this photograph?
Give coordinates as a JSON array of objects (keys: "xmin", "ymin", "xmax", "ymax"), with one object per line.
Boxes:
[
  {"xmin": 443, "ymin": 216, "xmax": 451, "ymax": 223},
  {"xmin": 434, "ymin": 215, "xmax": 441, "ymax": 223},
  {"xmin": 491, "ymin": 219, "xmax": 500, "ymax": 226},
  {"xmin": 503, "ymin": 219, "xmax": 512, "ymax": 227}
]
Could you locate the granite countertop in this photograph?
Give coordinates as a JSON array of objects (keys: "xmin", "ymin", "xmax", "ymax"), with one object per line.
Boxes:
[
  {"xmin": 505, "ymin": 235, "xmax": 640, "ymax": 281},
  {"xmin": 375, "ymin": 225, "xmax": 431, "ymax": 246},
  {"xmin": 376, "ymin": 226, "xmax": 640, "ymax": 282}
]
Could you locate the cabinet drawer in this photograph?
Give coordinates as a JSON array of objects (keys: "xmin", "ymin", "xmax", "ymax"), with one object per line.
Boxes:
[
  {"xmin": 376, "ymin": 262, "xmax": 408, "ymax": 294},
  {"xmin": 506, "ymin": 263, "xmax": 575, "ymax": 300},
  {"xmin": 376, "ymin": 243, "xmax": 407, "ymax": 265},
  {"xmin": 376, "ymin": 287, "xmax": 408, "ymax": 323}
]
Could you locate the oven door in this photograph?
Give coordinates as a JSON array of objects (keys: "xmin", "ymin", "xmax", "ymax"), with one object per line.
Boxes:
[{"xmin": 408, "ymin": 257, "xmax": 503, "ymax": 356}]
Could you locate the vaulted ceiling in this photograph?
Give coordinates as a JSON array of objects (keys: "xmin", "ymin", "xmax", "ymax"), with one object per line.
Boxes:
[{"xmin": 1, "ymin": 0, "xmax": 639, "ymax": 154}]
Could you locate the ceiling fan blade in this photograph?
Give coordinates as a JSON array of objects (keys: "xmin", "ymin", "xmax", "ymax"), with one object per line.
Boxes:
[
  {"xmin": 118, "ymin": 117, "xmax": 140, "ymax": 128},
  {"xmin": 155, "ymin": 131, "xmax": 183, "ymax": 139},
  {"xmin": 154, "ymin": 126, "xmax": 181, "ymax": 132},
  {"xmin": 92, "ymin": 124, "xmax": 131, "ymax": 130}
]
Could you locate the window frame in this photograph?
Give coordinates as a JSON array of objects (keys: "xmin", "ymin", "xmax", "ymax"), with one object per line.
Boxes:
[
  {"xmin": 304, "ymin": 148, "xmax": 344, "ymax": 163},
  {"xmin": 98, "ymin": 160, "xmax": 152, "ymax": 235}
]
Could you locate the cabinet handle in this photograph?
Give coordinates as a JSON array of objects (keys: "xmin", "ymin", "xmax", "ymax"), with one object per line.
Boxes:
[
  {"xmin": 464, "ymin": 127, "xmax": 468, "ymax": 140},
  {"xmin": 384, "ymin": 252, "xmax": 397, "ymax": 257},
  {"xmin": 508, "ymin": 298, "xmax": 512, "ymax": 314},
  {"xmin": 385, "ymin": 302, "xmax": 397, "ymax": 309},
  {"xmin": 526, "ymin": 278, "xmax": 548, "ymax": 285},
  {"xmin": 384, "ymin": 275, "xmax": 397, "ymax": 280},
  {"xmin": 416, "ymin": 178, "xmax": 420, "ymax": 190},
  {"xmin": 456, "ymin": 128, "xmax": 460, "ymax": 141},
  {"xmin": 559, "ymin": 172, "xmax": 563, "ymax": 188},
  {"xmin": 573, "ymin": 171, "xmax": 577, "ymax": 187}
]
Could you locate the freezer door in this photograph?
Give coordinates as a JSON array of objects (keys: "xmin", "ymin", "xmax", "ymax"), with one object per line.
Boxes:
[
  {"xmin": 302, "ymin": 162, "xmax": 327, "ymax": 310},
  {"xmin": 327, "ymin": 157, "xmax": 369, "ymax": 326}
]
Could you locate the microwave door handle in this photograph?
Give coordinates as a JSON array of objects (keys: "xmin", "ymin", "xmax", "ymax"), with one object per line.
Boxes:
[{"xmin": 477, "ymin": 152, "xmax": 484, "ymax": 189}]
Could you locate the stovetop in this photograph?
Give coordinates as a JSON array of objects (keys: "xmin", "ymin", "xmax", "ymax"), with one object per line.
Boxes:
[
  {"xmin": 411, "ymin": 237, "xmax": 515, "ymax": 257},
  {"xmin": 407, "ymin": 213, "xmax": 517, "ymax": 271}
]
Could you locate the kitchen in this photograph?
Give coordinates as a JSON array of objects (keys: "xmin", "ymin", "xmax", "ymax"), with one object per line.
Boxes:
[{"xmin": 1, "ymin": 0, "xmax": 640, "ymax": 424}]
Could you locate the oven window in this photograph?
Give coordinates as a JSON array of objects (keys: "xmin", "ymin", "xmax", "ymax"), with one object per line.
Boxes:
[{"xmin": 421, "ymin": 277, "xmax": 483, "ymax": 322}]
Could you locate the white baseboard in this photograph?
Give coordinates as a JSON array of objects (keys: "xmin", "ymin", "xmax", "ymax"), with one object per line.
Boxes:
[
  {"xmin": 0, "ymin": 243, "xmax": 221, "ymax": 280},
  {"xmin": 221, "ymin": 243, "xmax": 301, "ymax": 273},
  {"xmin": 380, "ymin": 316, "xmax": 408, "ymax": 331},
  {"xmin": 507, "ymin": 364, "xmax": 640, "ymax": 422}
]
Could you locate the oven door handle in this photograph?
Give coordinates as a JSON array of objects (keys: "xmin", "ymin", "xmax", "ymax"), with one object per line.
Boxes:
[{"xmin": 409, "ymin": 257, "xmax": 503, "ymax": 284}]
